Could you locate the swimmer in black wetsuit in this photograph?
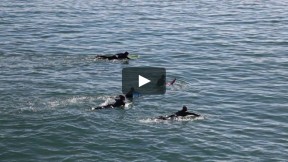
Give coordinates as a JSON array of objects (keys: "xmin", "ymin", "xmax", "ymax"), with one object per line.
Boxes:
[
  {"xmin": 173, "ymin": 106, "xmax": 200, "ymax": 117},
  {"xmin": 94, "ymin": 95, "xmax": 126, "ymax": 110},
  {"xmin": 157, "ymin": 106, "xmax": 200, "ymax": 120},
  {"xmin": 96, "ymin": 51, "xmax": 130, "ymax": 60}
]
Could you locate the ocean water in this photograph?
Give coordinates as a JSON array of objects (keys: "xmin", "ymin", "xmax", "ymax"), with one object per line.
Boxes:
[{"xmin": 1, "ymin": 0, "xmax": 288, "ymax": 161}]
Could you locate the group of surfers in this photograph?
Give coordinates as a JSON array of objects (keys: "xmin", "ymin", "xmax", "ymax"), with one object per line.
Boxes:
[{"xmin": 94, "ymin": 52, "xmax": 201, "ymax": 119}]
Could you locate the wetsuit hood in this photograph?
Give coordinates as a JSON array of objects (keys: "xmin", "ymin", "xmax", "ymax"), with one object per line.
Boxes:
[
  {"xmin": 119, "ymin": 95, "xmax": 125, "ymax": 100},
  {"xmin": 182, "ymin": 106, "xmax": 188, "ymax": 112}
]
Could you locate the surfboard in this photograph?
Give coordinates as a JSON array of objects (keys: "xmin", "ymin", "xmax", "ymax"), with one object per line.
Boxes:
[{"xmin": 128, "ymin": 54, "xmax": 140, "ymax": 60}]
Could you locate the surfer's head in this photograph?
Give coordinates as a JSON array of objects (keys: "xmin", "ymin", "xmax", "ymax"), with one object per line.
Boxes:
[
  {"xmin": 124, "ymin": 51, "xmax": 129, "ymax": 56},
  {"xmin": 182, "ymin": 106, "xmax": 188, "ymax": 112},
  {"xmin": 119, "ymin": 95, "xmax": 125, "ymax": 100}
]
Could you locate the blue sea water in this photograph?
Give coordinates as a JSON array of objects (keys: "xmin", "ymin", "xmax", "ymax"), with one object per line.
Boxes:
[{"xmin": 1, "ymin": 0, "xmax": 288, "ymax": 161}]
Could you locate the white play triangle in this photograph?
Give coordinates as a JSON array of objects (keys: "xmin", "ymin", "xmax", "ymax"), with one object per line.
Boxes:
[{"xmin": 139, "ymin": 75, "xmax": 150, "ymax": 87}]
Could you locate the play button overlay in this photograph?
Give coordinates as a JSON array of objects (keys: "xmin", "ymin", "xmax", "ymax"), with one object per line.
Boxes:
[
  {"xmin": 139, "ymin": 75, "xmax": 150, "ymax": 87},
  {"xmin": 122, "ymin": 67, "xmax": 166, "ymax": 95}
]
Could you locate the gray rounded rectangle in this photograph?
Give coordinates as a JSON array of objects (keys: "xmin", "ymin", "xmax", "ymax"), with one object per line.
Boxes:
[{"xmin": 122, "ymin": 67, "xmax": 166, "ymax": 95}]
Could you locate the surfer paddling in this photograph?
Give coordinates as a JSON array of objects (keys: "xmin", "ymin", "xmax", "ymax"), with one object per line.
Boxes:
[
  {"xmin": 96, "ymin": 51, "xmax": 130, "ymax": 60},
  {"xmin": 156, "ymin": 106, "xmax": 200, "ymax": 120},
  {"xmin": 92, "ymin": 95, "xmax": 126, "ymax": 110}
]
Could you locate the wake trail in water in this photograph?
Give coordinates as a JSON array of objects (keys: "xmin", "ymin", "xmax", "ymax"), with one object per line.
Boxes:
[{"xmin": 139, "ymin": 115, "xmax": 205, "ymax": 123}]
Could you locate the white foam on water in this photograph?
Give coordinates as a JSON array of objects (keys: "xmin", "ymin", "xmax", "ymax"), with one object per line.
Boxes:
[
  {"xmin": 47, "ymin": 96, "xmax": 99, "ymax": 109},
  {"xmin": 139, "ymin": 115, "xmax": 205, "ymax": 123},
  {"xmin": 124, "ymin": 102, "xmax": 133, "ymax": 109}
]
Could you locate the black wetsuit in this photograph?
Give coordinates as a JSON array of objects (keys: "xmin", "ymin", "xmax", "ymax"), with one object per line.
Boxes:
[
  {"xmin": 175, "ymin": 110, "xmax": 200, "ymax": 117},
  {"xmin": 157, "ymin": 110, "xmax": 200, "ymax": 120},
  {"xmin": 95, "ymin": 99, "xmax": 125, "ymax": 109},
  {"xmin": 112, "ymin": 99, "xmax": 125, "ymax": 107},
  {"xmin": 115, "ymin": 53, "xmax": 130, "ymax": 59},
  {"xmin": 96, "ymin": 52, "xmax": 130, "ymax": 60}
]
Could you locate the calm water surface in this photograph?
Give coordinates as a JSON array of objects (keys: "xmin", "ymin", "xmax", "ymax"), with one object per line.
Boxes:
[{"xmin": 1, "ymin": 0, "xmax": 288, "ymax": 161}]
